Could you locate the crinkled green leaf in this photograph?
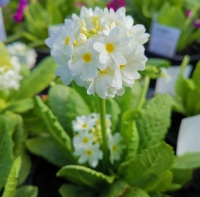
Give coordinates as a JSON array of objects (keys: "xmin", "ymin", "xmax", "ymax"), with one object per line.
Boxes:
[
  {"xmin": 99, "ymin": 180, "xmax": 130, "ymax": 197},
  {"xmin": 106, "ymin": 98, "xmax": 120, "ymax": 132},
  {"xmin": 26, "ymin": 137, "xmax": 70, "ymax": 167},
  {"xmin": 121, "ymin": 120, "xmax": 139, "ymax": 160},
  {"xmin": 48, "ymin": 85, "xmax": 90, "ymax": 136},
  {"xmin": 149, "ymin": 192, "xmax": 171, "ymax": 197},
  {"xmin": 34, "ymin": 96, "xmax": 76, "ymax": 163},
  {"xmin": 34, "ymin": 96, "xmax": 75, "ymax": 159},
  {"xmin": 118, "ymin": 142, "xmax": 174, "ymax": 190},
  {"xmin": 3, "ymin": 98, "xmax": 34, "ymax": 113},
  {"xmin": 11, "ymin": 115, "xmax": 31, "ymax": 185},
  {"xmin": 173, "ymin": 152, "xmax": 200, "ymax": 169},
  {"xmin": 2, "ymin": 157, "xmax": 21, "ymax": 197},
  {"xmin": 123, "ymin": 188, "xmax": 149, "ymax": 197},
  {"xmin": 12, "ymin": 56, "xmax": 57, "ymax": 100},
  {"xmin": 171, "ymin": 168, "xmax": 193, "ymax": 186},
  {"xmin": 123, "ymin": 94, "xmax": 172, "ymax": 150},
  {"xmin": 59, "ymin": 184, "xmax": 96, "ymax": 197},
  {"xmin": 0, "ymin": 113, "xmax": 16, "ymax": 191},
  {"xmin": 15, "ymin": 186, "xmax": 38, "ymax": 197},
  {"xmin": 57, "ymin": 165, "xmax": 114, "ymax": 191},
  {"xmin": 150, "ymin": 171, "xmax": 173, "ymax": 192}
]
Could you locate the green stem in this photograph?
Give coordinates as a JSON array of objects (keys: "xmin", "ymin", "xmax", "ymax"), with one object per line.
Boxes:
[
  {"xmin": 98, "ymin": 97, "xmax": 109, "ymax": 170},
  {"xmin": 137, "ymin": 76, "xmax": 150, "ymax": 111}
]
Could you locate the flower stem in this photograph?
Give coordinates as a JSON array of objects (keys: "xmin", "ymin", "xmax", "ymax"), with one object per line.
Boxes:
[
  {"xmin": 99, "ymin": 97, "xmax": 109, "ymax": 170},
  {"xmin": 137, "ymin": 76, "xmax": 150, "ymax": 111}
]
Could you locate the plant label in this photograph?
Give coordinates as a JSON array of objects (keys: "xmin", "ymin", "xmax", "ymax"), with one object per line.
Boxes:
[
  {"xmin": 177, "ymin": 114, "xmax": 200, "ymax": 155},
  {"xmin": 155, "ymin": 65, "xmax": 192, "ymax": 96},
  {"xmin": 0, "ymin": 8, "xmax": 6, "ymax": 41},
  {"xmin": 148, "ymin": 22, "xmax": 181, "ymax": 57},
  {"xmin": 48, "ymin": 24, "xmax": 64, "ymax": 37}
]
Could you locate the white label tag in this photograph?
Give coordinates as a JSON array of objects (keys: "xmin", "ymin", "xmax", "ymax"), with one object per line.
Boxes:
[
  {"xmin": 177, "ymin": 115, "xmax": 200, "ymax": 155},
  {"xmin": 148, "ymin": 22, "xmax": 181, "ymax": 57},
  {"xmin": 0, "ymin": 8, "xmax": 6, "ymax": 41},
  {"xmin": 155, "ymin": 65, "xmax": 192, "ymax": 96},
  {"xmin": 48, "ymin": 24, "xmax": 64, "ymax": 37}
]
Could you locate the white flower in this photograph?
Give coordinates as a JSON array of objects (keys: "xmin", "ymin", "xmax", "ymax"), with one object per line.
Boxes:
[
  {"xmin": 73, "ymin": 131, "xmax": 94, "ymax": 149},
  {"xmin": 108, "ymin": 133, "xmax": 125, "ymax": 164},
  {"xmin": 46, "ymin": 6, "xmax": 149, "ymax": 98},
  {"xmin": 119, "ymin": 49, "xmax": 148, "ymax": 87},
  {"xmin": 72, "ymin": 115, "xmax": 97, "ymax": 132},
  {"xmin": 87, "ymin": 66, "xmax": 120, "ymax": 98},
  {"xmin": 93, "ymin": 27, "xmax": 130, "ymax": 66},
  {"xmin": 74, "ymin": 143, "xmax": 103, "ymax": 168},
  {"xmin": 69, "ymin": 38, "xmax": 105, "ymax": 81},
  {"xmin": 0, "ymin": 57, "xmax": 22, "ymax": 92},
  {"xmin": 7, "ymin": 42, "xmax": 37, "ymax": 69}
]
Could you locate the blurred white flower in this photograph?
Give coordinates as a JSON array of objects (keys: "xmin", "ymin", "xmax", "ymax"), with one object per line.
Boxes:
[
  {"xmin": 108, "ymin": 133, "xmax": 125, "ymax": 164},
  {"xmin": 73, "ymin": 132, "xmax": 94, "ymax": 149},
  {"xmin": 46, "ymin": 6, "xmax": 149, "ymax": 98},
  {"xmin": 7, "ymin": 42, "xmax": 37, "ymax": 69},
  {"xmin": 74, "ymin": 143, "xmax": 103, "ymax": 168},
  {"xmin": 0, "ymin": 56, "xmax": 22, "ymax": 92},
  {"xmin": 72, "ymin": 115, "xmax": 97, "ymax": 132}
]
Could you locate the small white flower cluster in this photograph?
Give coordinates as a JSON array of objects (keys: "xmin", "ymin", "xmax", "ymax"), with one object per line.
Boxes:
[
  {"xmin": 46, "ymin": 7, "xmax": 149, "ymax": 98},
  {"xmin": 7, "ymin": 42, "xmax": 37, "ymax": 69},
  {"xmin": 72, "ymin": 113, "xmax": 125, "ymax": 167},
  {"xmin": 0, "ymin": 56, "xmax": 22, "ymax": 93}
]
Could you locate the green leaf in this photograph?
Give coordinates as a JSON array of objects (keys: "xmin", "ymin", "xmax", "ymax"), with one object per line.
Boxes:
[
  {"xmin": 118, "ymin": 142, "xmax": 174, "ymax": 190},
  {"xmin": 57, "ymin": 165, "xmax": 114, "ymax": 191},
  {"xmin": 0, "ymin": 114, "xmax": 15, "ymax": 191},
  {"xmin": 123, "ymin": 94, "xmax": 172, "ymax": 150},
  {"xmin": 192, "ymin": 60, "xmax": 200, "ymax": 86},
  {"xmin": 106, "ymin": 98, "xmax": 120, "ymax": 132},
  {"xmin": 100, "ymin": 180, "xmax": 149, "ymax": 197},
  {"xmin": 150, "ymin": 171, "xmax": 173, "ymax": 192},
  {"xmin": 171, "ymin": 168, "xmax": 193, "ymax": 186},
  {"xmin": 149, "ymin": 192, "xmax": 171, "ymax": 197},
  {"xmin": 12, "ymin": 56, "xmax": 58, "ymax": 100},
  {"xmin": 121, "ymin": 121, "xmax": 139, "ymax": 159},
  {"xmin": 173, "ymin": 152, "xmax": 200, "ymax": 169},
  {"xmin": 3, "ymin": 98, "xmax": 34, "ymax": 113},
  {"xmin": 59, "ymin": 184, "xmax": 96, "ymax": 197},
  {"xmin": 26, "ymin": 137, "xmax": 70, "ymax": 167},
  {"xmin": 48, "ymin": 85, "xmax": 90, "ymax": 136},
  {"xmin": 2, "ymin": 157, "xmax": 21, "ymax": 197},
  {"xmin": 11, "ymin": 115, "xmax": 31, "ymax": 185},
  {"xmin": 34, "ymin": 96, "xmax": 76, "ymax": 163},
  {"xmin": 115, "ymin": 81, "xmax": 143, "ymax": 113},
  {"xmin": 122, "ymin": 187, "xmax": 149, "ymax": 197},
  {"xmin": 15, "ymin": 186, "xmax": 38, "ymax": 197}
]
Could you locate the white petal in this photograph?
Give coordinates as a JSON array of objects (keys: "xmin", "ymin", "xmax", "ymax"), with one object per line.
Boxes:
[
  {"xmin": 93, "ymin": 42, "xmax": 105, "ymax": 52},
  {"xmin": 100, "ymin": 51, "xmax": 109, "ymax": 64}
]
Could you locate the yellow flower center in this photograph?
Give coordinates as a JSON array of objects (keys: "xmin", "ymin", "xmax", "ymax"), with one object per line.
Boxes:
[
  {"xmin": 82, "ymin": 137, "xmax": 89, "ymax": 144},
  {"xmin": 86, "ymin": 150, "xmax": 93, "ymax": 156},
  {"xmin": 105, "ymin": 43, "xmax": 114, "ymax": 53},
  {"xmin": 120, "ymin": 65, "xmax": 125, "ymax": 70},
  {"xmin": 93, "ymin": 17, "xmax": 99, "ymax": 28},
  {"xmin": 83, "ymin": 53, "xmax": 92, "ymax": 63},
  {"xmin": 99, "ymin": 69, "xmax": 107, "ymax": 75},
  {"xmin": 112, "ymin": 145, "xmax": 117, "ymax": 152},
  {"xmin": 65, "ymin": 36, "xmax": 70, "ymax": 45},
  {"xmin": 82, "ymin": 123, "xmax": 87, "ymax": 128}
]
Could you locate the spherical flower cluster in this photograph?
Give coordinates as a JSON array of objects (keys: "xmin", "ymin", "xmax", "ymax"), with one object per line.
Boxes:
[
  {"xmin": 46, "ymin": 7, "xmax": 149, "ymax": 98},
  {"xmin": 7, "ymin": 42, "xmax": 37, "ymax": 69},
  {"xmin": 72, "ymin": 113, "xmax": 124, "ymax": 167},
  {"xmin": 0, "ymin": 56, "xmax": 22, "ymax": 93}
]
